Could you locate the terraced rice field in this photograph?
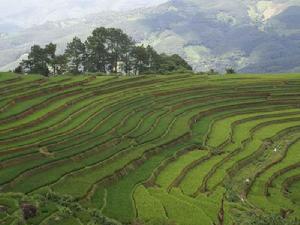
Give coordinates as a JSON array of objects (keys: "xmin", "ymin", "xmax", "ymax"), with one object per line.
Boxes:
[{"xmin": 0, "ymin": 72, "xmax": 300, "ymax": 225}]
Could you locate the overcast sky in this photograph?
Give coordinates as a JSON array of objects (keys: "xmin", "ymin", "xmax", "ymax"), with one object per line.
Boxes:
[{"xmin": 0, "ymin": 0, "xmax": 168, "ymax": 28}]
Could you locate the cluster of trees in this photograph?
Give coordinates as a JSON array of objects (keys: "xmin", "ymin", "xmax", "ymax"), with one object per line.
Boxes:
[
  {"xmin": 15, "ymin": 43, "xmax": 67, "ymax": 76},
  {"xmin": 16, "ymin": 27, "xmax": 192, "ymax": 76},
  {"xmin": 195, "ymin": 68, "xmax": 236, "ymax": 76}
]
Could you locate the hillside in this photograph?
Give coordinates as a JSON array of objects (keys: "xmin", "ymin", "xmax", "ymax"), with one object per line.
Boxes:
[
  {"xmin": 0, "ymin": 0, "xmax": 300, "ymax": 73},
  {"xmin": 0, "ymin": 72, "xmax": 300, "ymax": 225},
  {"xmin": 0, "ymin": 0, "xmax": 168, "ymax": 29}
]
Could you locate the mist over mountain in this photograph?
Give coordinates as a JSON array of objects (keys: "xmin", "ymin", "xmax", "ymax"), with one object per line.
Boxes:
[
  {"xmin": 0, "ymin": 0, "xmax": 299, "ymax": 73},
  {"xmin": 0, "ymin": 0, "xmax": 167, "ymax": 29}
]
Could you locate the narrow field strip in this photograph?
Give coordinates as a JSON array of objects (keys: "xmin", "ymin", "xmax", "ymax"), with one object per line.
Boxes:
[
  {"xmin": 155, "ymin": 150, "xmax": 208, "ymax": 189},
  {"xmin": 225, "ymin": 123, "xmax": 300, "ymax": 200},
  {"xmin": 203, "ymin": 113, "xmax": 300, "ymax": 193},
  {"xmin": 248, "ymin": 138, "xmax": 300, "ymax": 213},
  {"xmin": 200, "ymin": 109, "xmax": 300, "ymax": 191}
]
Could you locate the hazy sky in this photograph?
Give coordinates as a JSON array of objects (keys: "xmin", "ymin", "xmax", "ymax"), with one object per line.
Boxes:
[{"xmin": 0, "ymin": 0, "xmax": 168, "ymax": 28}]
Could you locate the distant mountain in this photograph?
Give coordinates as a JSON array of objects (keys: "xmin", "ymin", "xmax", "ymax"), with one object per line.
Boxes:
[
  {"xmin": 1, "ymin": 0, "xmax": 300, "ymax": 73},
  {"xmin": 0, "ymin": 0, "xmax": 168, "ymax": 28}
]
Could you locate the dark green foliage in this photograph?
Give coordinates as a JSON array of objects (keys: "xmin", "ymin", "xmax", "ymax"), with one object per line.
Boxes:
[
  {"xmin": 130, "ymin": 46, "xmax": 192, "ymax": 75},
  {"xmin": 225, "ymin": 68, "xmax": 236, "ymax": 74},
  {"xmin": 65, "ymin": 37, "xmax": 86, "ymax": 74},
  {"xmin": 131, "ymin": 45, "xmax": 149, "ymax": 75},
  {"xmin": 105, "ymin": 28, "xmax": 135, "ymax": 73},
  {"xmin": 17, "ymin": 27, "xmax": 192, "ymax": 76},
  {"xmin": 208, "ymin": 69, "xmax": 219, "ymax": 75},
  {"xmin": 21, "ymin": 45, "xmax": 50, "ymax": 76},
  {"xmin": 84, "ymin": 27, "xmax": 135, "ymax": 74},
  {"xmin": 14, "ymin": 65, "xmax": 23, "ymax": 74},
  {"xmin": 157, "ymin": 54, "xmax": 193, "ymax": 74},
  {"xmin": 53, "ymin": 55, "xmax": 68, "ymax": 75},
  {"xmin": 130, "ymin": 45, "xmax": 163, "ymax": 75},
  {"xmin": 20, "ymin": 43, "xmax": 67, "ymax": 76},
  {"xmin": 85, "ymin": 27, "xmax": 111, "ymax": 73}
]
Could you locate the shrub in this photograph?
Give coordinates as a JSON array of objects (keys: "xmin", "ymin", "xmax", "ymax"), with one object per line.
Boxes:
[
  {"xmin": 240, "ymin": 213, "xmax": 300, "ymax": 225},
  {"xmin": 225, "ymin": 68, "xmax": 236, "ymax": 74},
  {"xmin": 21, "ymin": 203, "xmax": 37, "ymax": 220},
  {"xmin": 14, "ymin": 65, "xmax": 23, "ymax": 74}
]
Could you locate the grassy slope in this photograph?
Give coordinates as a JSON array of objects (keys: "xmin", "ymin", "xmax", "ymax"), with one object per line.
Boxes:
[{"xmin": 0, "ymin": 72, "xmax": 300, "ymax": 225}]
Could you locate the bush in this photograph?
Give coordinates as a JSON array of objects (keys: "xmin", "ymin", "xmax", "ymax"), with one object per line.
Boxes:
[
  {"xmin": 225, "ymin": 68, "xmax": 236, "ymax": 74},
  {"xmin": 14, "ymin": 65, "xmax": 23, "ymax": 74},
  {"xmin": 21, "ymin": 203, "xmax": 37, "ymax": 220},
  {"xmin": 208, "ymin": 69, "xmax": 219, "ymax": 75},
  {"xmin": 240, "ymin": 213, "xmax": 300, "ymax": 225}
]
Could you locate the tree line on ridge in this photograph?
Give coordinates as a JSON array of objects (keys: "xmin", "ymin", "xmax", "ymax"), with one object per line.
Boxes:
[{"xmin": 15, "ymin": 27, "xmax": 192, "ymax": 76}]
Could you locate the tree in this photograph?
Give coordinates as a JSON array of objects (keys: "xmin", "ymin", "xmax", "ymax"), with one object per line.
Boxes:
[
  {"xmin": 131, "ymin": 45, "xmax": 148, "ymax": 75},
  {"xmin": 18, "ymin": 27, "xmax": 193, "ymax": 76},
  {"xmin": 53, "ymin": 55, "xmax": 67, "ymax": 75},
  {"xmin": 45, "ymin": 43, "xmax": 57, "ymax": 74},
  {"xmin": 14, "ymin": 65, "xmax": 23, "ymax": 74},
  {"xmin": 44, "ymin": 43, "xmax": 67, "ymax": 75},
  {"xmin": 208, "ymin": 69, "xmax": 219, "ymax": 75},
  {"xmin": 130, "ymin": 45, "xmax": 191, "ymax": 75},
  {"xmin": 169, "ymin": 54, "xmax": 193, "ymax": 71},
  {"xmin": 85, "ymin": 27, "xmax": 135, "ymax": 74},
  {"xmin": 65, "ymin": 37, "xmax": 86, "ymax": 74},
  {"xmin": 226, "ymin": 68, "xmax": 236, "ymax": 74},
  {"xmin": 20, "ymin": 43, "xmax": 66, "ymax": 76},
  {"xmin": 105, "ymin": 28, "xmax": 135, "ymax": 73},
  {"xmin": 22, "ymin": 45, "xmax": 49, "ymax": 76},
  {"xmin": 145, "ymin": 45, "xmax": 161, "ymax": 72},
  {"xmin": 85, "ymin": 27, "xmax": 109, "ymax": 73},
  {"xmin": 156, "ymin": 53, "xmax": 192, "ymax": 74}
]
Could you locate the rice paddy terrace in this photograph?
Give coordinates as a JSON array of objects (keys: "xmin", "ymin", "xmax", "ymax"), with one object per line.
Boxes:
[{"xmin": 0, "ymin": 72, "xmax": 300, "ymax": 225}]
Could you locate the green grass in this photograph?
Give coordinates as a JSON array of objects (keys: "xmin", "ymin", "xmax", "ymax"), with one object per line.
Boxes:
[
  {"xmin": 179, "ymin": 154, "xmax": 225, "ymax": 195},
  {"xmin": 134, "ymin": 185, "xmax": 168, "ymax": 225},
  {"xmin": 203, "ymin": 109, "xmax": 300, "ymax": 191},
  {"xmin": 98, "ymin": 144, "xmax": 190, "ymax": 223},
  {"xmin": 156, "ymin": 150, "xmax": 207, "ymax": 188},
  {"xmin": 248, "ymin": 138, "xmax": 300, "ymax": 214},
  {"xmin": 148, "ymin": 187, "xmax": 213, "ymax": 225},
  {"xmin": 289, "ymin": 181, "xmax": 300, "ymax": 204},
  {"xmin": 1, "ymin": 72, "xmax": 300, "ymax": 225}
]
